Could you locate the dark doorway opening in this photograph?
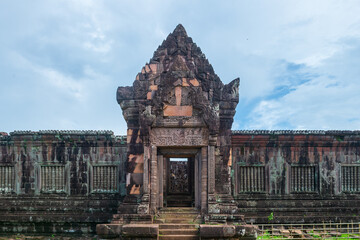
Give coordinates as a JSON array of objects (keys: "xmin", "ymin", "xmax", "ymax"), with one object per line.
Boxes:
[{"xmin": 165, "ymin": 157, "xmax": 194, "ymax": 207}]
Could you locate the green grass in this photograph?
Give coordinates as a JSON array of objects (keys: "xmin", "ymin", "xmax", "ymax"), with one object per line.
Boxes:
[{"xmin": 258, "ymin": 231, "xmax": 360, "ymax": 239}]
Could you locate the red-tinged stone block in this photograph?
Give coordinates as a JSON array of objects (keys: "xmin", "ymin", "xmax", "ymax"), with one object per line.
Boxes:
[
  {"xmin": 189, "ymin": 78, "xmax": 199, "ymax": 86},
  {"xmin": 175, "ymin": 86, "xmax": 182, "ymax": 105},
  {"xmin": 293, "ymin": 135, "xmax": 308, "ymax": 141},
  {"xmin": 133, "ymin": 163, "xmax": 144, "ymax": 173},
  {"xmin": 182, "ymin": 78, "xmax": 190, "ymax": 86},
  {"xmin": 200, "ymin": 224, "xmax": 235, "ymax": 238},
  {"xmin": 149, "ymin": 85, "xmax": 158, "ymax": 91},
  {"xmin": 147, "ymin": 91, "xmax": 152, "ymax": 100},
  {"xmin": 149, "ymin": 64, "xmax": 157, "ymax": 73},
  {"xmin": 129, "ymin": 184, "xmax": 141, "ymax": 195},
  {"xmin": 163, "ymin": 105, "xmax": 193, "ymax": 117},
  {"xmin": 121, "ymin": 224, "xmax": 158, "ymax": 238},
  {"xmin": 145, "ymin": 64, "xmax": 151, "ymax": 73}
]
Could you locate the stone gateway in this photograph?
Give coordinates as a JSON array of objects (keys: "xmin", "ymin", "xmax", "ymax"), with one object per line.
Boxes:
[
  {"xmin": 115, "ymin": 24, "xmax": 240, "ymax": 218},
  {"xmin": 0, "ymin": 25, "xmax": 360, "ymax": 239}
]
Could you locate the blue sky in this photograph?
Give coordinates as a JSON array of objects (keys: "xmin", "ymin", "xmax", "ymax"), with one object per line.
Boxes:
[{"xmin": 1, "ymin": 0, "xmax": 360, "ymax": 135}]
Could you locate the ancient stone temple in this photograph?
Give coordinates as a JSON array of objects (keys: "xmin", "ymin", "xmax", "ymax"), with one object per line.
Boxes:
[
  {"xmin": 115, "ymin": 24, "xmax": 240, "ymax": 217},
  {"xmin": 97, "ymin": 24, "xmax": 251, "ymax": 238},
  {"xmin": 1, "ymin": 24, "xmax": 360, "ymax": 239}
]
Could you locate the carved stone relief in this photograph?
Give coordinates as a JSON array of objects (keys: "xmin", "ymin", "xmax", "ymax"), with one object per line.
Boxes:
[
  {"xmin": 150, "ymin": 128, "xmax": 209, "ymax": 146},
  {"xmin": 169, "ymin": 161, "xmax": 189, "ymax": 194}
]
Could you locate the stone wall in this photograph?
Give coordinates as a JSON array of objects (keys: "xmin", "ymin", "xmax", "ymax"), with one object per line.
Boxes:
[
  {"xmin": 232, "ymin": 130, "xmax": 360, "ymax": 223},
  {"xmin": 1, "ymin": 129, "xmax": 360, "ymax": 233},
  {"xmin": 0, "ymin": 131, "xmax": 127, "ymax": 234}
]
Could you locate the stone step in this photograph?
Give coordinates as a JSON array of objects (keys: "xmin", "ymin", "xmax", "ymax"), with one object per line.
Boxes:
[
  {"xmin": 159, "ymin": 235, "xmax": 199, "ymax": 240},
  {"xmin": 156, "ymin": 215, "xmax": 201, "ymax": 221},
  {"xmin": 159, "ymin": 224, "xmax": 199, "ymax": 230},
  {"xmin": 166, "ymin": 198, "xmax": 193, "ymax": 201},
  {"xmin": 162, "ymin": 218, "xmax": 202, "ymax": 224},
  {"xmin": 166, "ymin": 196, "xmax": 193, "ymax": 207},
  {"xmin": 159, "ymin": 210, "xmax": 199, "ymax": 213},
  {"xmin": 156, "ymin": 219, "xmax": 202, "ymax": 224},
  {"xmin": 166, "ymin": 204, "xmax": 193, "ymax": 207},
  {"xmin": 166, "ymin": 195, "xmax": 192, "ymax": 199},
  {"xmin": 159, "ymin": 207, "xmax": 198, "ymax": 213},
  {"xmin": 158, "ymin": 213, "xmax": 199, "ymax": 218},
  {"xmin": 158, "ymin": 213, "xmax": 198, "ymax": 216},
  {"xmin": 157, "ymin": 207, "xmax": 202, "ymax": 224},
  {"xmin": 164, "ymin": 219, "xmax": 193, "ymax": 224},
  {"xmin": 159, "ymin": 229, "xmax": 198, "ymax": 235},
  {"xmin": 157, "ymin": 217, "xmax": 200, "ymax": 223},
  {"xmin": 159, "ymin": 210, "xmax": 198, "ymax": 214},
  {"xmin": 166, "ymin": 198, "xmax": 192, "ymax": 201},
  {"xmin": 167, "ymin": 202, "xmax": 193, "ymax": 207}
]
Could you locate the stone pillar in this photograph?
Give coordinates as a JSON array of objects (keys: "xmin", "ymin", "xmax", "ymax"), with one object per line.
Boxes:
[
  {"xmin": 208, "ymin": 135, "xmax": 216, "ymax": 195},
  {"xmin": 158, "ymin": 154, "xmax": 164, "ymax": 208},
  {"xmin": 208, "ymin": 146, "xmax": 215, "ymax": 195},
  {"xmin": 207, "ymin": 135, "xmax": 217, "ymax": 214},
  {"xmin": 201, "ymin": 146, "xmax": 208, "ymax": 213},
  {"xmin": 150, "ymin": 145, "xmax": 157, "ymax": 214},
  {"xmin": 137, "ymin": 144, "xmax": 150, "ymax": 214},
  {"xmin": 195, "ymin": 153, "xmax": 199, "ymax": 208},
  {"xmin": 143, "ymin": 145, "xmax": 150, "ymax": 195},
  {"xmin": 163, "ymin": 157, "xmax": 168, "ymax": 206}
]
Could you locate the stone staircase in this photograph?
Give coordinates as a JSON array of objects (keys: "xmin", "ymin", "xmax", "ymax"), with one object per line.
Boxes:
[
  {"xmin": 156, "ymin": 207, "xmax": 201, "ymax": 224},
  {"xmin": 97, "ymin": 206, "xmax": 259, "ymax": 239},
  {"xmin": 159, "ymin": 224, "xmax": 199, "ymax": 240},
  {"xmin": 166, "ymin": 194, "xmax": 193, "ymax": 207},
  {"xmin": 156, "ymin": 207, "xmax": 201, "ymax": 239}
]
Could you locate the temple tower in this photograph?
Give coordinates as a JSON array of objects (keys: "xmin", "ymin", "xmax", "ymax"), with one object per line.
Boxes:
[{"xmin": 116, "ymin": 24, "xmax": 240, "ymax": 220}]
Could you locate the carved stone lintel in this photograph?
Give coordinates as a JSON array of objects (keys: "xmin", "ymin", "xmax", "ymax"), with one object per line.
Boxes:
[{"xmin": 150, "ymin": 128, "xmax": 209, "ymax": 147}]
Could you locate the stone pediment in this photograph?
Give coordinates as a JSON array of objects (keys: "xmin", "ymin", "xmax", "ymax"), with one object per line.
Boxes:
[{"xmin": 117, "ymin": 24, "xmax": 239, "ymax": 135}]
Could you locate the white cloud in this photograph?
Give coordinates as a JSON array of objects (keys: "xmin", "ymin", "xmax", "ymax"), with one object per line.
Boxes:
[
  {"xmin": 246, "ymin": 42, "xmax": 360, "ymax": 130},
  {"xmin": 1, "ymin": 0, "xmax": 360, "ymax": 134},
  {"xmin": 6, "ymin": 52, "xmax": 87, "ymax": 102},
  {"xmin": 36, "ymin": 67, "xmax": 86, "ymax": 101}
]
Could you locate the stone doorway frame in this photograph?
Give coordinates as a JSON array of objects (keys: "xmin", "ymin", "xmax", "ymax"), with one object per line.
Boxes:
[
  {"xmin": 159, "ymin": 148, "xmax": 198, "ymax": 208},
  {"xmin": 146, "ymin": 146, "xmax": 211, "ymax": 214}
]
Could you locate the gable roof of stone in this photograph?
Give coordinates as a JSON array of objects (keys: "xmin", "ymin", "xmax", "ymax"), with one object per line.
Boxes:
[{"xmin": 149, "ymin": 23, "xmax": 224, "ymax": 88}]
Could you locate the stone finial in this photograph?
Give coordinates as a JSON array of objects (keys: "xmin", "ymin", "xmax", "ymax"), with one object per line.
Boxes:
[{"xmin": 173, "ymin": 23, "xmax": 187, "ymax": 36}]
